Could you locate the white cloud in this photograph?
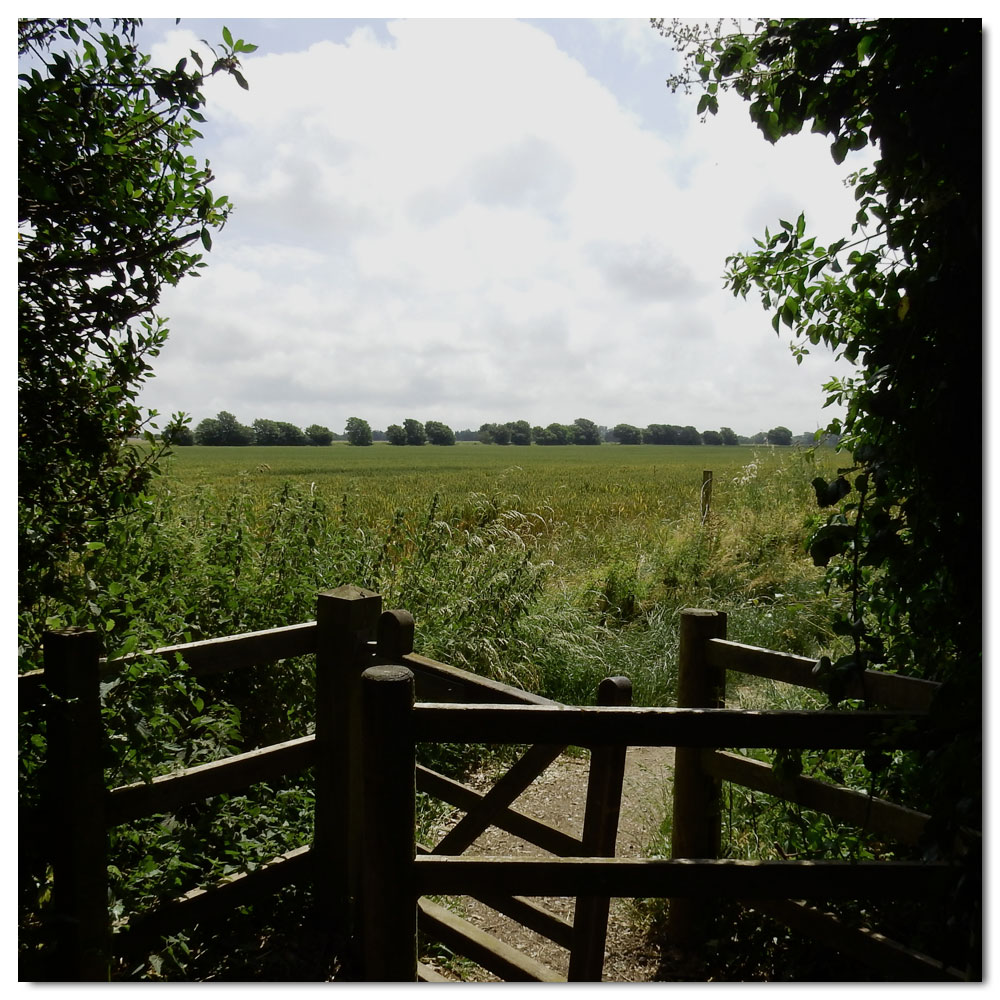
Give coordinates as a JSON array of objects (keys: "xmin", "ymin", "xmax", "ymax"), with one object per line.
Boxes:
[{"xmin": 141, "ymin": 17, "xmax": 872, "ymax": 437}]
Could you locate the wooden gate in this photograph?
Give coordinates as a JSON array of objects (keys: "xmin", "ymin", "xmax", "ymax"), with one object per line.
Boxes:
[
  {"xmin": 373, "ymin": 609, "xmax": 633, "ymax": 982},
  {"xmin": 19, "ymin": 589, "xmax": 976, "ymax": 981},
  {"xmin": 20, "ymin": 586, "xmax": 635, "ymax": 981}
]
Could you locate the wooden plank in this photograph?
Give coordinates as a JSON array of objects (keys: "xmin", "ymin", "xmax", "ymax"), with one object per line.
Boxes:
[
  {"xmin": 117, "ymin": 846, "xmax": 313, "ymax": 950},
  {"xmin": 706, "ymin": 639, "xmax": 940, "ymax": 712},
  {"xmin": 412, "ymin": 705, "xmax": 936, "ymax": 750},
  {"xmin": 431, "ymin": 743, "xmax": 568, "ymax": 856},
  {"xmin": 100, "ymin": 621, "xmax": 319, "ymax": 680},
  {"xmin": 702, "ymin": 750, "xmax": 929, "ymax": 846},
  {"xmin": 745, "ymin": 899, "xmax": 968, "ymax": 981},
  {"xmin": 569, "ymin": 675, "xmax": 632, "ymax": 981},
  {"xmin": 416, "ymin": 766, "xmax": 583, "ymax": 857},
  {"xmin": 416, "ymin": 847, "xmax": 574, "ymax": 948},
  {"xmin": 417, "ymin": 897, "xmax": 564, "ymax": 983},
  {"xmin": 467, "ymin": 893, "xmax": 575, "ymax": 950},
  {"xmin": 18, "ymin": 669, "xmax": 47, "ymax": 711},
  {"xmin": 413, "ymin": 857, "xmax": 959, "ymax": 900},
  {"xmin": 417, "ymin": 961, "xmax": 452, "ymax": 982},
  {"xmin": 399, "ymin": 652, "xmax": 559, "ymax": 706},
  {"xmin": 106, "ymin": 736, "xmax": 316, "ymax": 825}
]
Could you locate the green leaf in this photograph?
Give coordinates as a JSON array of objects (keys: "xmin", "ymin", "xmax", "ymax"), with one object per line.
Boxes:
[
  {"xmin": 808, "ymin": 522, "xmax": 854, "ymax": 566},
  {"xmin": 200, "ymin": 228, "xmax": 212, "ymax": 250},
  {"xmin": 222, "ymin": 25, "xmax": 234, "ymax": 47}
]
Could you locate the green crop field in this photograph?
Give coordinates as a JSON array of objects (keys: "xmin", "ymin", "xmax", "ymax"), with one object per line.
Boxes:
[
  {"xmin": 160, "ymin": 442, "xmax": 837, "ymax": 590},
  {"xmin": 143, "ymin": 441, "xmax": 847, "ymax": 707}
]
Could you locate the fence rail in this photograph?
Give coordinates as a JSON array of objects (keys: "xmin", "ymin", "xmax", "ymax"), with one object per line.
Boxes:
[
  {"xmin": 21, "ymin": 587, "xmax": 631, "ymax": 982},
  {"xmin": 706, "ymin": 637, "xmax": 940, "ymax": 711},
  {"xmin": 20, "ymin": 594, "xmax": 975, "ymax": 983},
  {"xmin": 356, "ymin": 655, "xmax": 965, "ymax": 982}
]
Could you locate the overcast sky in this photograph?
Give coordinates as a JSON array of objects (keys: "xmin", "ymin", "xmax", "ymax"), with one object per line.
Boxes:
[{"xmin": 129, "ymin": 16, "xmax": 881, "ymax": 438}]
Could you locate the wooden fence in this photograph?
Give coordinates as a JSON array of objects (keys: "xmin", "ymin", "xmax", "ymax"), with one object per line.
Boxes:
[
  {"xmin": 19, "ymin": 591, "xmax": 974, "ymax": 982},
  {"xmin": 357, "ymin": 608, "xmax": 971, "ymax": 982},
  {"xmin": 20, "ymin": 585, "xmax": 635, "ymax": 982}
]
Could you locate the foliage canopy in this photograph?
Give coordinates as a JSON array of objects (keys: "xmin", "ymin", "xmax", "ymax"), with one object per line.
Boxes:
[
  {"xmin": 654, "ymin": 18, "xmax": 981, "ymax": 682},
  {"xmin": 656, "ymin": 15, "xmax": 981, "ymax": 919},
  {"xmin": 18, "ymin": 18, "xmax": 255, "ymax": 619}
]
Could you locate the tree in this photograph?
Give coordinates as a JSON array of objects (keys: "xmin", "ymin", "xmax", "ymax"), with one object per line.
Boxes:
[
  {"xmin": 385, "ymin": 424, "xmax": 406, "ymax": 446},
  {"xmin": 766, "ymin": 425, "xmax": 793, "ymax": 446},
  {"xmin": 506, "ymin": 420, "xmax": 532, "ymax": 446},
  {"xmin": 645, "ymin": 423, "xmax": 681, "ymax": 445},
  {"xmin": 345, "ymin": 416, "xmax": 373, "ymax": 447},
  {"xmin": 252, "ymin": 418, "xmax": 281, "ymax": 445},
  {"xmin": 677, "ymin": 425, "xmax": 702, "ymax": 446},
  {"xmin": 658, "ymin": 17, "xmax": 982, "ymax": 928},
  {"xmin": 196, "ymin": 410, "xmax": 252, "ymax": 445},
  {"xmin": 478, "ymin": 422, "xmax": 510, "ymax": 445},
  {"xmin": 305, "ymin": 424, "xmax": 334, "ymax": 446},
  {"xmin": 532, "ymin": 423, "xmax": 569, "ymax": 445},
  {"xmin": 276, "ymin": 421, "xmax": 306, "ymax": 445},
  {"xmin": 702, "ymin": 429, "xmax": 723, "ymax": 446},
  {"xmin": 18, "ymin": 18, "xmax": 254, "ymax": 613},
  {"xmin": 425, "ymin": 420, "xmax": 456, "ymax": 446},
  {"xmin": 613, "ymin": 423, "xmax": 644, "ymax": 445},
  {"xmin": 194, "ymin": 416, "xmax": 222, "ymax": 445},
  {"xmin": 403, "ymin": 418, "xmax": 426, "ymax": 446},
  {"xmin": 571, "ymin": 417, "xmax": 602, "ymax": 445},
  {"xmin": 720, "ymin": 426, "xmax": 740, "ymax": 446}
]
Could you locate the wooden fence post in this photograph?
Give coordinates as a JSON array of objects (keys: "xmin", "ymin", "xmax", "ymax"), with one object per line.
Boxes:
[
  {"xmin": 314, "ymin": 586, "xmax": 382, "ymax": 958},
  {"xmin": 360, "ymin": 665, "xmax": 417, "ymax": 982},
  {"xmin": 669, "ymin": 608, "xmax": 727, "ymax": 948},
  {"xmin": 43, "ymin": 628, "xmax": 110, "ymax": 981},
  {"xmin": 568, "ymin": 675, "xmax": 633, "ymax": 982}
]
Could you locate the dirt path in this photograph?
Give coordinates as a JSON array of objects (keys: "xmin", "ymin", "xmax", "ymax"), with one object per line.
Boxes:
[{"xmin": 422, "ymin": 744, "xmax": 676, "ymax": 982}]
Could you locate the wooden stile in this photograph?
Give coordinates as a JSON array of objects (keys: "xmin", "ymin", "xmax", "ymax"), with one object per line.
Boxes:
[{"xmin": 24, "ymin": 590, "xmax": 969, "ymax": 982}]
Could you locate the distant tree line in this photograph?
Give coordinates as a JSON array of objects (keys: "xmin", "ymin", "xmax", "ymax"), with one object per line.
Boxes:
[
  {"xmin": 175, "ymin": 411, "xmax": 338, "ymax": 446},
  {"xmin": 176, "ymin": 412, "xmax": 827, "ymax": 448},
  {"xmin": 610, "ymin": 423, "xmax": 795, "ymax": 446}
]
